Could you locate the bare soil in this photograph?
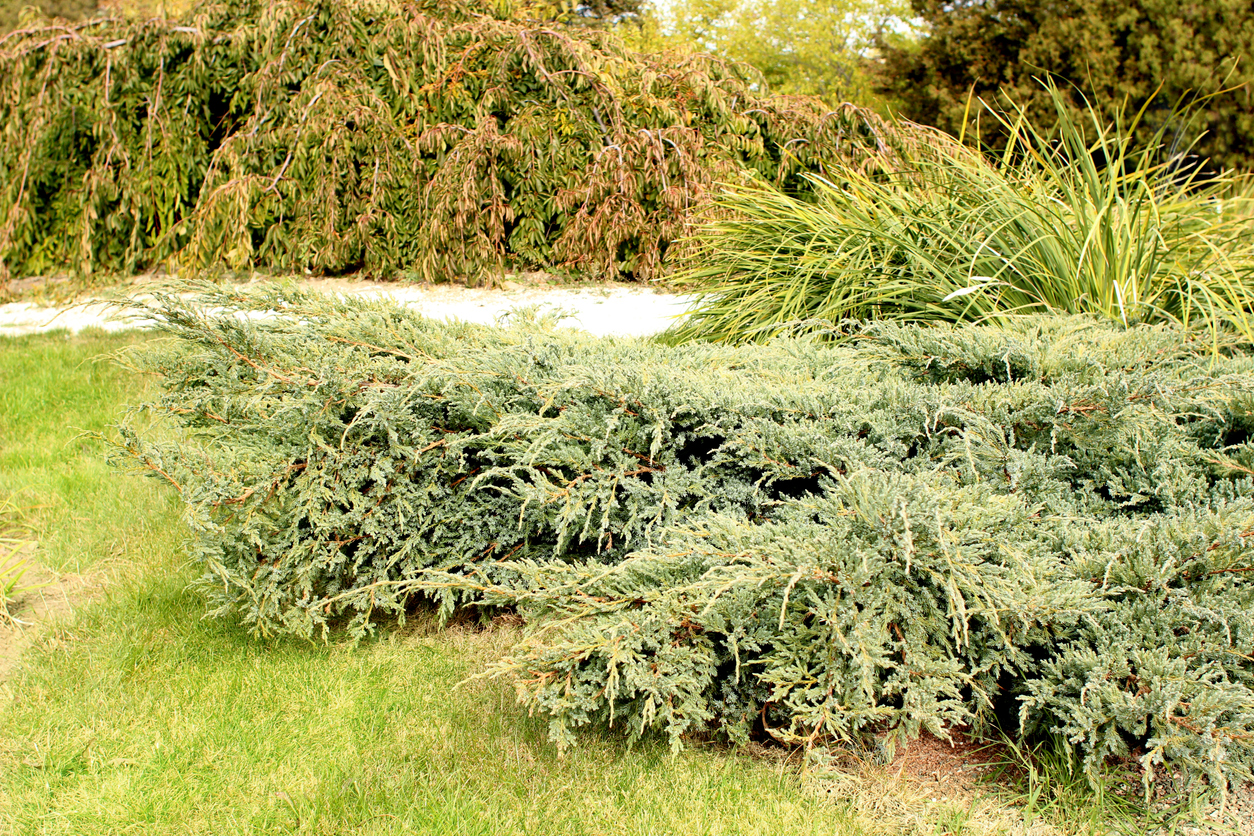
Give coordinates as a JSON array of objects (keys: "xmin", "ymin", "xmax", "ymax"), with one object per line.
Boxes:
[{"xmin": 799, "ymin": 732, "xmax": 1041, "ymax": 836}]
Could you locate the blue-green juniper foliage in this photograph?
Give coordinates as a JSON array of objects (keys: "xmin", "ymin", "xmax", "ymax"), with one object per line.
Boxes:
[{"xmin": 114, "ymin": 287, "xmax": 1254, "ymax": 790}]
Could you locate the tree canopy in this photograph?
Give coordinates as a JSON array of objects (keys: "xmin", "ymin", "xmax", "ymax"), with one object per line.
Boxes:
[
  {"xmin": 629, "ymin": 0, "xmax": 908, "ymax": 105},
  {"xmin": 875, "ymin": 0, "xmax": 1254, "ymax": 171}
]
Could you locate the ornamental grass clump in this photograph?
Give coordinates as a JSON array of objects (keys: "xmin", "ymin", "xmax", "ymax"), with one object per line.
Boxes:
[
  {"xmin": 0, "ymin": 0, "xmax": 895, "ymax": 283},
  {"xmin": 669, "ymin": 83, "xmax": 1254, "ymax": 346},
  {"xmin": 114, "ymin": 287, "xmax": 1254, "ymax": 789}
]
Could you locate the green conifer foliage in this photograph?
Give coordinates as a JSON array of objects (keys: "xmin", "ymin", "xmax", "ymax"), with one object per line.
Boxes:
[
  {"xmin": 0, "ymin": 0, "xmax": 891, "ymax": 282},
  {"xmin": 115, "ymin": 288, "xmax": 1254, "ymax": 787}
]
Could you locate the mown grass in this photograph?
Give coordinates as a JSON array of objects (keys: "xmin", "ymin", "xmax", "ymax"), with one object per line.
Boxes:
[
  {"xmin": 0, "ymin": 330, "xmax": 175, "ymax": 572},
  {"xmin": 0, "ymin": 329, "xmax": 1180, "ymax": 835},
  {"xmin": 2, "ymin": 571, "xmax": 850, "ymax": 835},
  {"xmin": 0, "ymin": 331, "xmax": 880, "ymax": 835}
]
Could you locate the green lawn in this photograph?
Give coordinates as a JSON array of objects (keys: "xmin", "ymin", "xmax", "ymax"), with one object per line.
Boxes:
[
  {"xmin": 0, "ymin": 330, "xmax": 885, "ymax": 836},
  {"xmin": 4, "ymin": 329, "xmax": 1176, "ymax": 836}
]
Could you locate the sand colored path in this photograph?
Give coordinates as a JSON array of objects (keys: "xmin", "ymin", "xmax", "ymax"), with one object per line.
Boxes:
[{"xmin": 1, "ymin": 277, "xmax": 697, "ymax": 339}]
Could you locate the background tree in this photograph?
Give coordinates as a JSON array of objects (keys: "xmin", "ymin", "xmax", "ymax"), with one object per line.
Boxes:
[
  {"xmin": 1, "ymin": 0, "xmax": 99, "ymax": 34},
  {"xmin": 875, "ymin": 0, "xmax": 1254, "ymax": 171},
  {"xmin": 627, "ymin": 0, "xmax": 909, "ymax": 105}
]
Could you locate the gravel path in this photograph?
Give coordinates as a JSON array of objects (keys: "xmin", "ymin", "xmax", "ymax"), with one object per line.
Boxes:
[{"xmin": 0, "ymin": 277, "xmax": 697, "ymax": 339}]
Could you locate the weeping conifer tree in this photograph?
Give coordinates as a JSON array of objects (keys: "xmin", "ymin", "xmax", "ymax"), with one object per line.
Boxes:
[
  {"xmin": 0, "ymin": 0, "xmax": 898, "ymax": 283},
  {"xmin": 0, "ymin": 0, "xmax": 99, "ymax": 36}
]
